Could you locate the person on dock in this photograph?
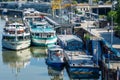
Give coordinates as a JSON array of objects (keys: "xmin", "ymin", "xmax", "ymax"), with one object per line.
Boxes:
[{"xmin": 107, "ymin": 23, "xmax": 110, "ymax": 32}]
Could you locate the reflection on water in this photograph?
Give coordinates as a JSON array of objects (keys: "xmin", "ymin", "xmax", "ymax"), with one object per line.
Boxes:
[
  {"xmin": 2, "ymin": 48, "xmax": 32, "ymax": 80},
  {"xmin": 1, "ymin": 47, "xmax": 49, "ymax": 80},
  {"xmin": 2, "ymin": 48, "xmax": 31, "ymax": 68},
  {"xmin": 47, "ymin": 66, "xmax": 64, "ymax": 80},
  {"xmin": 30, "ymin": 46, "xmax": 48, "ymax": 58}
]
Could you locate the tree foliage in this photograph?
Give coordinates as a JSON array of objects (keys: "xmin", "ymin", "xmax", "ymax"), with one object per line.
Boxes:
[
  {"xmin": 108, "ymin": 10, "xmax": 117, "ymax": 22},
  {"xmin": 116, "ymin": 3, "xmax": 120, "ymax": 26},
  {"xmin": 71, "ymin": 0, "xmax": 78, "ymax": 5}
]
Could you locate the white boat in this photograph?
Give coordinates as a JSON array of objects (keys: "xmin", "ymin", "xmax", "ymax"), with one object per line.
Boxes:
[
  {"xmin": 2, "ymin": 18, "xmax": 31, "ymax": 50},
  {"xmin": 46, "ymin": 45, "xmax": 65, "ymax": 70},
  {"xmin": 23, "ymin": 9, "xmax": 57, "ymax": 47}
]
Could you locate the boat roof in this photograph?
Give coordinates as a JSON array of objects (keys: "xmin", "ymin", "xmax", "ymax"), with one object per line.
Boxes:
[
  {"xmin": 33, "ymin": 21, "xmax": 48, "ymax": 25},
  {"xmin": 9, "ymin": 22, "xmax": 23, "ymax": 26},
  {"xmin": 57, "ymin": 35, "xmax": 83, "ymax": 42},
  {"xmin": 48, "ymin": 45, "xmax": 63, "ymax": 51},
  {"xmin": 31, "ymin": 27, "xmax": 55, "ymax": 33}
]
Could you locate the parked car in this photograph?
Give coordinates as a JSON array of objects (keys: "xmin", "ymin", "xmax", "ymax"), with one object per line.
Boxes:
[
  {"xmin": 98, "ymin": 1, "xmax": 104, "ymax": 5},
  {"xmin": 73, "ymin": 22, "xmax": 81, "ymax": 27}
]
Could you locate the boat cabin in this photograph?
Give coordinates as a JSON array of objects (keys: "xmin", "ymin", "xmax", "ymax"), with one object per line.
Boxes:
[{"xmin": 57, "ymin": 35, "xmax": 83, "ymax": 51}]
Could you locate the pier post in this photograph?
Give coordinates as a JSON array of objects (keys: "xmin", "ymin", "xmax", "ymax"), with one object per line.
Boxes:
[{"xmin": 117, "ymin": 67, "xmax": 119, "ymax": 80}]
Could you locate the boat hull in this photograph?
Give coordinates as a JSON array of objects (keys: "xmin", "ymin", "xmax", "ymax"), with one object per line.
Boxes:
[
  {"xmin": 2, "ymin": 40, "xmax": 31, "ymax": 50},
  {"xmin": 67, "ymin": 65, "xmax": 99, "ymax": 74},
  {"xmin": 46, "ymin": 58, "xmax": 65, "ymax": 70},
  {"xmin": 67, "ymin": 67, "xmax": 100, "ymax": 79},
  {"xmin": 31, "ymin": 36, "xmax": 57, "ymax": 47}
]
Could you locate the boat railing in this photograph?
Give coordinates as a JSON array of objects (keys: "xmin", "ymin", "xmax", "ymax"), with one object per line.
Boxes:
[
  {"xmin": 3, "ymin": 37, "xmax": 30, "ymax": 42},
  {"xmin": 70, "ymin": 62, "xmax": 96, "ymax": 67}
]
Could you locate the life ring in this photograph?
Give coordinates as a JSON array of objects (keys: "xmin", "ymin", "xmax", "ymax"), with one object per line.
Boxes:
[
  {"xmin": 56, "ymin": 53, "xmax": 61, "ymax": 56},
  {"xmin": 17, "ymin": 30, "xmax": 24, "ymax": 33}
]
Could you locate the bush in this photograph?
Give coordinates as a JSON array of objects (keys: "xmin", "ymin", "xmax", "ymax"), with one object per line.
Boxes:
[
  {"xmin": 105, "ymin": 1, "xmax": 112, "ymax": 4},
  {"xmin": 114, "ymin": 26, "xmax": 120, "ymax": 37}
]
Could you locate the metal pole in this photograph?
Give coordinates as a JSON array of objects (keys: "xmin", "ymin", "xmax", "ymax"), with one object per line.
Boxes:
[
  {"xmin": 107, "ymin": 50, "xmax": 110, "ymax": 80},
  {"xmin": 97, "ymin": 5, "xmax": 99, "ymax": 28},
  {"xmin": 111, "ymin": 13, "xmax": 113, "ymax": 48}
]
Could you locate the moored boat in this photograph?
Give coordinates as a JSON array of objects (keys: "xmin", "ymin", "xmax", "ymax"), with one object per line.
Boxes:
[
  {"xmin": 23, "ymin": 9, "xmax": 57, "ymax": 47},
  {"xmin": 2, "ymin": 17, "xmax": 31, "ymax": 50},
  {"xmin": 64, "ymin": 50, "xmax": 99, "ymax": 75},
  {"xmin": 45, "ymin": 45, "xmax": 65, "ymax": 70},
  {"xmin": 57, "ymin": 34, "xmax": 99, "ymax": 76},
  {"xmin": 30, "ymin": 24, "xmax": 57, "ymax": 47}
]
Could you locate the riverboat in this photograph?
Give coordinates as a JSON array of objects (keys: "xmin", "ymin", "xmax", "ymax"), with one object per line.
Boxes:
[
  {"xmin": 2, "ymin": 18, "xmax": 31, "ymax": 50},
  {"xmin": 23, "ymin": 8, "xmax": 57, "ymax": 47}
]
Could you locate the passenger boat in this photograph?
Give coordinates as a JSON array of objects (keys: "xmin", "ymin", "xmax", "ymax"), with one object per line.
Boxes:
[
  {"xmin": 23, "ymin": 9, "xmax": 57, "ymax": 47},
  {"xmin": 30, "ymin": 24, "xmax": 57, "ymax": 47},
  {"xmin": 2, "ymin": 17, "xmax": 31, "ymax": 50},
  {"xmin": 45, "ymin": 45, "xmax": 65, "ymax": 70}
]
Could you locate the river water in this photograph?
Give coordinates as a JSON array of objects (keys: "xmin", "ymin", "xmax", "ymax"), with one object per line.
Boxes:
[{"xmin": 0, "ymin": 19, "xmax": 101, "ymax": 80}]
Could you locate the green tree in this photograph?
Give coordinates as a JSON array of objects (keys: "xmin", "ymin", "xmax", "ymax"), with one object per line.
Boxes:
[
  {"xmin": 116, "ymin": 4, "xmax": 120, "ymax": 26},
  {"xmin": 108, "ymin": 10, "xmax": 117, "ymax": 22},
  {"xmin": 71, "ymin": 0, "xmax": 78, "ymax": 5},
  {"xmin": 112, "ymin": 0, "xmax": 120, "ymax": 37}
]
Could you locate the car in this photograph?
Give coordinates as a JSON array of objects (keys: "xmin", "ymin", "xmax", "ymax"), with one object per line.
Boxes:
[
  {"xmin": 80, "ymin": 16, "xmax": 86, "ymax": 23},
  {"xmin": 73, "ymin": 22, "xmax": 81, "ymax": 27},
  {"xmin": 98, "ymin": 1, "xmax": 104, "ymax": 5}
]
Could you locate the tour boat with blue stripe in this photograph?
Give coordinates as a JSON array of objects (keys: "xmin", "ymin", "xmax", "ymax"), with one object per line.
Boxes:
[
  {"xmin": 23, "ymin": 8, "xmax": 57, "ymax": 47},
  {"xmin": 30, "ymin": 24, "xmax": 57, "ymax": 47}
]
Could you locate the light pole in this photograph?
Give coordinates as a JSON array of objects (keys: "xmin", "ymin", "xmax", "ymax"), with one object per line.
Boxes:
[{"xmin": 107, "ymin": 4, "xmax": 114, "ymax": 80}]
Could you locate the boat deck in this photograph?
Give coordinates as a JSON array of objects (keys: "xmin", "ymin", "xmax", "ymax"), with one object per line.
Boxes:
[
  {"xmin": 64, "ymin": 50, "xmax": 98, "ymax": 67},
  {"xmin": 57, "ymin": 35, "xmax": 83, "ymax": 42}
]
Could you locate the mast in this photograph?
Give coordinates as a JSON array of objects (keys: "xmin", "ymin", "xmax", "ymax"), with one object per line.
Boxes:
[{"xmin": 15, "ymin": 15, "xmax": 18, "ymax": 41}]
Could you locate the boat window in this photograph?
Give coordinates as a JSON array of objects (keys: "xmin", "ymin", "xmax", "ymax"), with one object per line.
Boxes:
[
  {"xmin": 39, "ymin": 33, "xmax": 42, "ymax": 38},
  {"xmin": 50, "ymin": 33, "xmax": 54, "ymax": 37},
  {"xmin": 34, "ymin": 18, "xmax": 42, "ymax": 21},
  {"xmin": 47, "ymin": 34, "xmax": 51, "ymax": 37},
  {"xmin": 35, "ymin": 33, "xmax": 39, "ymax": 36},
  {"xmin": 9, "ymin": 31, "xmax": 15, "ymax": 34},
  {"xmin": 3, "ymin": 36, "xmax": 6, "ymax": 40},
  {"xmin": 3, "ymin": 37, "xmax": 16, "ymax": 41},
  {"xmin": 17, "ymin": 30, "xmax": 24, "ymax": 34},
  {"xmin": 25, "ymin": 35, "xmax": 30, "ymax": 40},
  {"xmin": 42, "ymin": 33, "xmax": 47, "ymax": 38},
  {"xmin": 25, "ymin": 28, "xmax": 29, "ymax": 33},
  {"xmin": 32, "ymin": 33, "xmax": 34, "ymax": 36},
  {"xmin": 18, "ymin": 36, "xmax": 23, "ymax": 41}
]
